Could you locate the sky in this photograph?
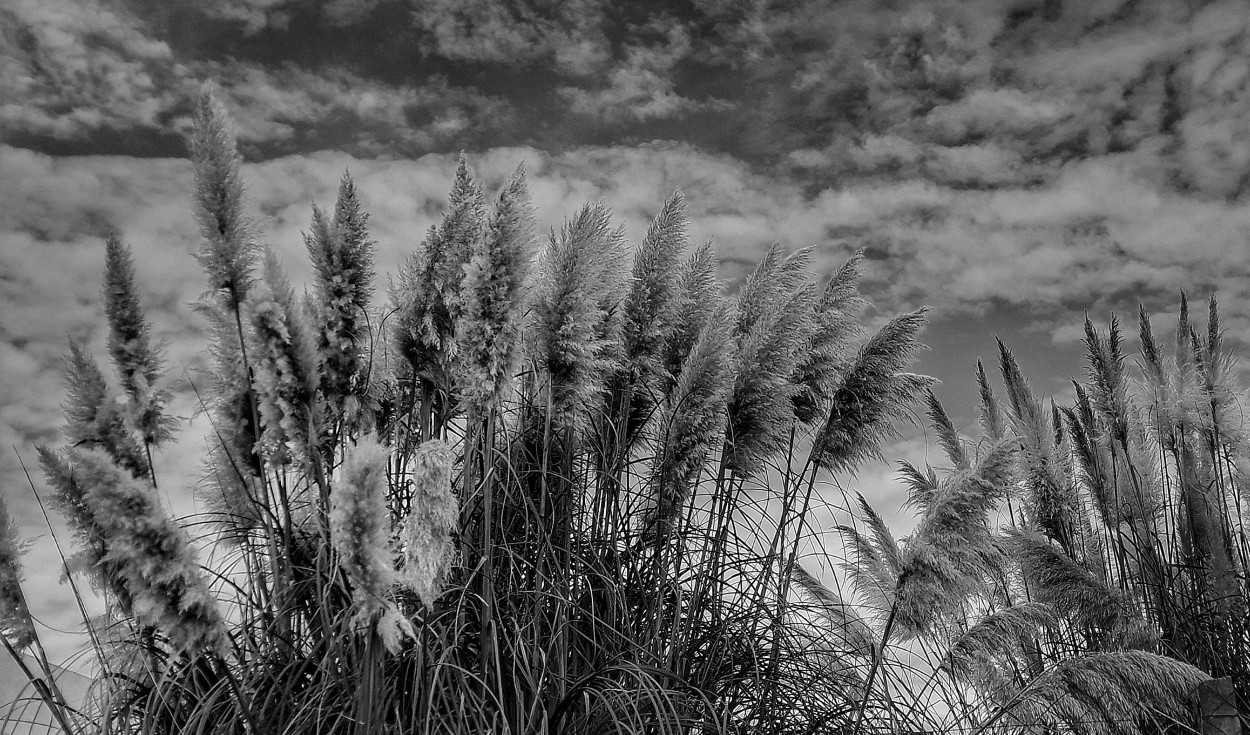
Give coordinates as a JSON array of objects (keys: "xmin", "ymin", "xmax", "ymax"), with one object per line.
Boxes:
[{"xmin": 3, "ymin": 0, "xmax": 1250, "ymax": 669}]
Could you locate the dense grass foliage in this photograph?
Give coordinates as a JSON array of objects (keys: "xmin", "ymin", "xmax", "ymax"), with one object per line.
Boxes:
[{"xmin": 0, "ymin": 92, "xmax": 1231, "ymax": 734}]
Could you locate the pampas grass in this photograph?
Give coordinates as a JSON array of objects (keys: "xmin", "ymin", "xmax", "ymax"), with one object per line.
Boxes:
[
  {"xmin": 6, "ymin": 89, "xmax": 1231, "ymax": 735},
  {"xmin": 3, "ymin": 92, "xmax": 952, "ymax": 735}
]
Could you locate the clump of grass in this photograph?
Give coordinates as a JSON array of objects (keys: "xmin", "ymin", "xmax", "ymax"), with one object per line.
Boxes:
[
  {"xmin": 836, "ymin": 297, "xmax": 1250, "ymax": 734},
  {"xmin": 2, "ymin": 91, "xmax": 939, "ymax": 735}
]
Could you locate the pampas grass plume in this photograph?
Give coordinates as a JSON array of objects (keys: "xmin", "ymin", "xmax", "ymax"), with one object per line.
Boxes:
[
  {"xmin": 245, "ymin": 251, "xmax": 318, "ymax": 466},
  {"xmin": 400, "ymin": 439, "xmax": 457, "ymax": 609},
  {"xmin": 621, "ymin": 190, "xmax": 687, "ymax": 384},
  {"xmin": 815, "ymin": 308, "xmax": 933, "ymax": 474},
  {"xmin": 664, "ymin": 239, "xmax": 720, "ymax": 378},
  {"xmin": 70, "ymin": 448, "xmax": 226, "ymax": 653},
  {"xmin": 307, "ymin": 174, "xmax": 376, "ymax": 406},
  {"xmin": 0, "ymin": 493, "xmax": 35, "ymax": 651},
  {"xmin": 454, "ymin": 165, "xmax": 534, "ymax": 411},
  {"xmin": 331, "ymin": 438, "xmax": 398, "ymax": 623},
  {"xmin": 534, "ymin": 202, "xmax": 629, "ymax": 426},
  {"xmin": 61, "ymin": 340, "xmax": 148, "ymax": 479},
  {"xmin": 646, "ymin": 304, "xmax": 735, "ymax": 537},
  {"xmin": 103, "ymin": 233, "xmax": 174, "ymax": 447},
  {"xmin": 191, "ymin": 88, "xmax": 256, "ymax": 302}
]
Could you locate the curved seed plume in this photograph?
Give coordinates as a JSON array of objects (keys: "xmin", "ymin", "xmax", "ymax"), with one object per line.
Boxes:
[
  {"xmin": 399, "ymin": 439, "xmax": 457, "ymax": 609},
  {"xmin": 815, "ymin": 309, "xmax": 934, "ymax": 474},
  {"xmin": 104, "ymin": 233, "xmax": 174, "ymax": 447},
  {"xmin": 534, "ymin": 202, "xmax": 629, "ymax": 427},
  {"xmin": 622, "ymin": 190, "xmax": 687, "ymax": 385},
  {"xmin": 897, "ymin": 460, "xmax": 939, "ymax": 511},
  {"xmin": 0, "ymin": 493, "xmax": 35, "ymax": 652},
  {"xmin": 663, "ymin": 238, "xmax": 720, "ymax": 380},
  {"xmin": 1005, "ymin": 528, "xmax": 1150, "ymax": 649},
  {"xmin": 792, "ymin": 250, "xmax": 869, "ymax": 425},
  {"xmin": 455, "ymin": 165, "xmax": 535, "ymax": 413},
  {"xmin": 644, "ymin": 304, "xmax": 735, "ymax": 539},
  {"xmin": 61, "ymin": 340, "xmax": 148, "ymax": 479},
  {"xmin": 1002, "ymin": 651, "xmax": 1208, "ymax": 735},
  {"xmin": 789, "ymin": 563, "xmax": 877, "ymax": 659},
  {"xmin": 926, "ymin": 391, "xmax": 967, "ymax": 470},
  {"xmin": 837, "ymin": 496, "xmax": 902, "ymax": 624},
  {"xmin": 38, "ymin": 447, "xmax": 132, "ymax": 611},
  {"xmin": 725, "ymin": 282, "xmax": 819, "ymax": 476},
  {"xmin": 976, "ymin": 359, "xmax": 1005, "ymax": 442},
  {"xmin": 307, "ymin": 174, "xmax": 376, "ymax": 411},
  {"xmin": 942, "ymin": 602, "xmax": 1057, "ymax": 683},
  {"xmin": 69, "ymin": 448, "xmax": 226, "ymax": 654},
  {"xmin": 244, "ymin": 252, "xmax": 319, "ymax": 467},
  {"xmin": 998, "ymin": 340, "xmax": 1078, "ymax": 552},
  {"xmin": 191, "ymin": 88, "xmax": 257, "ymax": 303},
  {"xmin": 894, "ymin": 439, "xmax": 1016, "ymax": 639}
]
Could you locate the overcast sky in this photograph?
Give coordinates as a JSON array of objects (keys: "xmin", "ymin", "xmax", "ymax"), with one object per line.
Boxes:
[{"xmin": 4, "ymin": 0, "xmax": 1250, "ymax": 668}]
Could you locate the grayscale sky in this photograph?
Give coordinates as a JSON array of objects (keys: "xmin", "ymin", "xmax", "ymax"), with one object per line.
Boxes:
[{"xmin": 3, "ymin": 0, "xmax": 1250, "ymax": 668}]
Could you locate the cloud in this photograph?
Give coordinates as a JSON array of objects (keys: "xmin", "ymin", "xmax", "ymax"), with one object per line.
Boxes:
[
  {"xmin": 409, "ymin": 0, "xmax": 610, "ymax": 75},
  {"xmin": 207, "ymin": 65, "xmax": 515, "ymax": 154},
  {"xmin": 1, "ymin": 0, "xmax": 516, "ymax": 156},
  {"xmin": 0, "ymin": 0, "xmax": 183, "ymax": 139},
  {"xmin": 558, "ymin": 28, "xmax": 702, "ymax": 124}
]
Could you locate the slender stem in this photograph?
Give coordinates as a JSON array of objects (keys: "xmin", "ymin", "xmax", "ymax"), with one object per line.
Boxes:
[
  {"xmin": 854, "ymin": 599, "xmax": 898, "ymax": 734},
  {"xmin": 0, "ymin": 636, "xmax": 78, "ymax": 735},
  {"xmin": 144, "ymin": 440, "xmax": 159, "ymax": 490}
]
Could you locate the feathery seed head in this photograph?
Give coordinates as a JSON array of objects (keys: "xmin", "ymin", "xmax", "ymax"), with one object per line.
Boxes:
[
  {"xmin": 394, "ymin": 158, "xmax": 485, "ymax": 386},
  {"xmin": 789, "ymin": 563, "xmax": 877, "ymax": 659},
  {"xmin": 244, "ymin": 251, "xmax": 318, "ymax": 467},
  {"xmin": 331, "ymin": 438, "xmax": 397, "ymax": 621},
  {"xmin": 0, "ymin": 492, "xmax": 35, "ymax": 652},
  {"xmin": 454, "ymin": 165, "xmax": 535, "ymax": 412},
  {"xmin": 663, "ymin": 239, "xmax": 720, "ymax": 379},
  {"xmin": 894, "ymin": 439, "xmax": 1015, "ymax": 638},
  {"xmin": 838, "ymin": 495, "xmax": 903, "ymax": 622},
  {"xmin": 1083, "ymin": 315, "xmax": 1129, "ymax": 445},
  {"xmin": 191, "ymin": 88, "xmax": 256, "ymax": 302},
  {"xmin": 926, "ymin": 391, "xmax": 967, "ymax": 470},
  {"xmin": 897, "ymin": 460, "xmax": 939, "ymax": 511},
  {"xmin": 976, "ymin": 359, "xmax": 1005, "ymax": 441},
  {"xmin": 793, "ymin": 250, "xmax": 869, "ymax": 424},
  {"xmin": 998, "ymin": 340, "xmax": 1078, "ymax": 550},
  {"xmin": 1137, "ymin": 304, "xmax": 1165, "ymax": 388},
  {"xmin": 735, "ymin": 243, "xmax": 813, "ymax": 336},
  {"xmin": 400, "ymin": 439, "xmax": 457, "ymax": 609},
  {"xmin": 942, "ymin": 602, "xmax": 1058, "ymax": 683},
  {"xmin": 103, "ymin": 234, "xmax": 174, "ymax": 447},
  {"xmin": 308, "ymin": 181, "xmax": 376, "ymax": 407},
  {"xmin": 622, "ymin": 190, "xmax": 687, "ymax": 384},
  {"xmin": 70, "ymin": 448, "xmax": 227, "ymax": 653},
  {"xmin": 815, "ymin": 309, "xmax": 934, "ymax": 474},
  {"xmin": 1006, "ymin": 527, "xmax": 1143, "ymax": 644},
  {"xmin": 1007, "ymin": 651, "xmax": 1207, "ymax": 735},
  {"xmin": 534, "ymin": 202, "xmax": 629, "ymax": 426},
  {"xmin": 725, "ymin": 281, "xmax": 819, "ymax": 475},
  {"xmin": 644, "ymin": 303, "xmax": 735, "ymax": 538},
  {"xmin": 38, "ymin": 446, "xmax": 130, "ymax": 610},
  {"xmin": 61, "ymin": 340, "xmax": 149, "ymax": 479}
]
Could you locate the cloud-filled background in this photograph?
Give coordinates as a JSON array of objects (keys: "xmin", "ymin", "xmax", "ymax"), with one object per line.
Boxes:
[{"xmin": 4, "ymin": 0, "xmax": 1250, "ymax": 668}]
